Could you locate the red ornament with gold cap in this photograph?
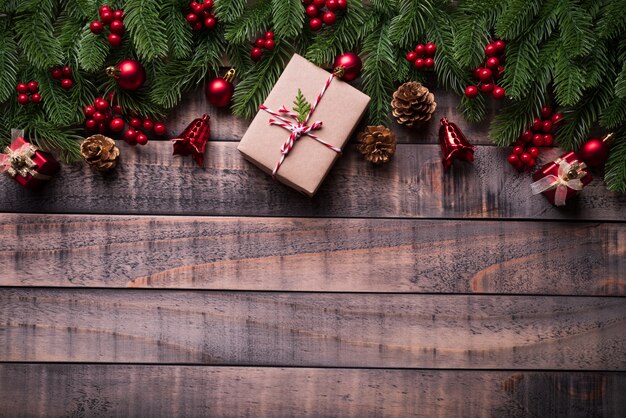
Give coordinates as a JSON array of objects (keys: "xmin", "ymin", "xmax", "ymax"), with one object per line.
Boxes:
[
  {"xmin": 577, "ymin": 133, "xmax": 613, "ymax": 168},
  {"xmin": 206, "ymin": 68, "xmax": 236, "ymax": 108},
  {"xmin": 106, "ymin": 59, "xmax": 146, "ymax": 91},
  {"xmin": 332, "ymin": 52, "xmax": 362, "ymax": 81},
  {"xmin": 438, "ymin": 117, "xmax": 475, "ymax": 169}
]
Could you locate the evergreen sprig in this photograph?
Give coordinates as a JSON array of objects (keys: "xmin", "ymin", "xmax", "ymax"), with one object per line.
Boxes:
[
  {"xmin": 0, "ymin": 19, "xmax": 18, "ymax": 103},
  {"xmin": 125, "ymin": 0, "xmax": 168, "ymax": 61},
  {"xmin": 292, "ymin": 89, "xmax": 311, "ymax": 123},
  {"xmin": 271, "ymin": 0, "xmax": 304, "ymax": 39},
  {"xmin": 605, "ymin": 130, "xmax": 626, "ymax": 193}
]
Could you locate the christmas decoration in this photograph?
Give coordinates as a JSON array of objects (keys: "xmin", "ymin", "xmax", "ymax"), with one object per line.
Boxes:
[
  {"xmin": 578, "ymin": 133, "xmax": 613, "ymax": 168},
  {"xmin": 391, "ymin": 82, "xmax": 436, "ymax": 128},
  {"xmin": 186, "ymin": 0, "xmax": 217, "ymax": 31},
  {"xmin": 465, "ymin": 39, "xmax": 506, "ymax": 100},
  {"xmin": 238, "ymin": 54, "xmax": 369, "ymax": 196},
  {"xmin": 206, "ymin": 69, "xmax": 236, "ymax": 108},
  {"xmin": 172, "ymin": 114, "xmax": 211, "ymax": 167},
  {"xmin": 80, "ymin": 135, "xmax": 120, "ymax": 172},
  {"xmin": 15, "ymin": 81, "xmax": 40, "ymax": 105},
  {"xmin": 531, "ymin": 152, "xmax": 592, "ymax": 206},
  {"xmin": 439, "ymin": 118, "xmax": 475, "ymax": 170},
  {"xmin": 302, "ymin": 0, "xmax": 346, "ymax": 32},
  {"xmin": 106, "ymin": 60, "xmax": 146, "ymax": 91},
  {"xmin": 405, "ymin": 42, "xmax": 436, "ymax": 70},
  {"xmin": 90, "ymin": 5, "xmax": 126, "ymax": 47},
  {"xmin": 507, "ymin": 105, "xmax": 559, "ymax": 171},
  {"xmin": 0, "ymin": 132, "xmax": 60, "ymax": 189},
  {"xmin": 333, "ymin": 52, "xmax": 362, "ymax": 81},
  {"xmin": 357, "ymin": 125, "xmax": 397, "ymax": 164},
  {"xmin": 250, "ymin": 32, "xmax": 275, "ymax": 62}
]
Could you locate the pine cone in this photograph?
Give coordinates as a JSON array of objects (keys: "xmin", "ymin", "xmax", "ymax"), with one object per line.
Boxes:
[
  {"xmin": 357, "ymin": 125, "xmax": 397, "ymax": 164},
  {"xmin": 80, "ymin": 135, "xmax": 120, "ymax": 172},
  {"xmin": 391, "ymin": 81, "xmax": 437, "ymax": 128}
]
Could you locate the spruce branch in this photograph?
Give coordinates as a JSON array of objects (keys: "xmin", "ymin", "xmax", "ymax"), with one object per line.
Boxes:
[
  {"xmin": 554, "ymin": 0, "xmax": 594, "ymax": 58},
  {"xmin": 553, "ymin": 48, "xmax": 585, "ymax": 106},
  {"xmin": 214, "ymin": 0, "xmax": 247, "ymax": 23},
  {"xmin": 292, "ymin": 89, "xmax": 311, "ymax": 123},
  {"xmin": 495, "ymin": 0, "xmax": 541, "ymax": 40},
  {"xmin": 104, "ymin": 77, "xmax": 167, "ymax": 121},
  {"xmin": 77, "ymin": 25, "xmax": 110, "ymax": 72},
  {"xmin": 271, "ymin": 0, "xmax": 304, "ymax": 39},
  {"xmin": 38, "ymin": 71, "xmax": 77, "ymax": 126},
  {"xmin": 224, "ymin": 0, "xmax": 272, "ymax": 44},
  {"xmin": 616, "ymin": 62, "xmax": 626, "ymax": 98},
  {"xmin": 598, "ymin": 0, "xmax": 626, "ymax": 39},
  {"xmin": 600, "ymin": 96, "xmax": 626, "ymax": 129},
  {"xmin": 25, "ymin": 118, "xmax": 82, "ymax": 163},
  {"xmin": 0, "ymin": 19, "xmax": 18, "ymax": 103},
  {"xmin": 427, "ymin": 13, "xmax": 469, "ymax": 95},
  {"xmin": 125, "ymin": 0, "xmax": 168, "ymax": 61},
  {"xmin": 605, "ymin": 131, "xmax": 626, "ymax": 193},
  {"xmin": 15, "ymin": 1, "xmax": 64, "ymax": 70},
  {"xmin": 388, "ymin": 0, "xmax": 435, "ymax": 48},
  {"xmin": 460, "ymin": 94, "xmax": 486, "ymax": 123},
  {"xmin": 499, "ymin": 37, "xmax": 539, "ymax": 100},
  {"xmin": 162, "ymin": 0, "xmax": 193, "ymax": 60}
]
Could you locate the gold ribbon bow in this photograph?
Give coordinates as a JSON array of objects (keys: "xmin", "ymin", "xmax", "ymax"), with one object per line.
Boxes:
[
  {"xmin": 0, "ymin": 142, "xmax": 51, "ymax": 180},
  {"xmin": 530, "ymin": 158, "xmax": 587, "ymax": 206}
]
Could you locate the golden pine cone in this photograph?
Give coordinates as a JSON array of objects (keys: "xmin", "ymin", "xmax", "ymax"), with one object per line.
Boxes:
[
  {"xmin": 80, "ymin": 135, "xmax": 120, "ymax": 172},
  {"xmin": 357, "ymin": 125, "xmax": 397, "ymax": 164},
  {"xmin": 391, "ymin": 81, "xmax": 437, "ymax": 128}
]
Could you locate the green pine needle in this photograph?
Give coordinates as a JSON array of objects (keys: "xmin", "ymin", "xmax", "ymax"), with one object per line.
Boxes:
[
  {"xmin": 125, "ymin": 0, "xmax": 168, "ymax": 61},
  {"xmin": 271, "ymin": 0, "xmax": 304, "ymax": 39},
  {"xmin": 605, "ymin": 130, "xmax": 626, "ymax": 193},
  {"xmin": 77, "ymin": 25, "xmax": 110, "ymax": 72},
  {"xmin": 0, "ymin": 20, "xmax": 18, "ymax": 103},
  {"xmin": 214, "ymin": 0, "xmax": 247, "ymax": 23}
]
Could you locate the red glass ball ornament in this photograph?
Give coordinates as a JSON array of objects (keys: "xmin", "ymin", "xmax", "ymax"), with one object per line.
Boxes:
[
  {"xmin": 406, "ymin": 51, "xmax": 417, "ymax": 62},
  {"xmin": 323, "ymin": 11, "xmax": 336, "ymax": 25},
  {"xmin": 306, "ymin": 5, "xmax": 318, "ymax": 18},
  {"xmin": 136, "ymin": 133, "xmax": 149, "ymax": 145},
  {"xmin": 492, "ymin": 86, "xmax": 505, "ymax": 99},
  {"xmin": 27, "ymin": 81, "xmax": 39, "ymax": 93},
  {"xmin": 309, "ymin": 18, "xmax": 323, "ymax": 31},
  {"xmin": 478, "ymin": 68, "xmax": 492, "ymax": 81},
  {"xmin": 464, "ymin": 85, "xmax": 479, "ymax": 99},
  {"xmin": 541, "ymin": 120, "xmax": 553, "ymax": 133},
  {"xmin": 264, "ymin": 39, "xmax": 275, "ymax": 50},
  {"xmin": 578, "ymin": 137, "xmax": 610, "ymax": 167},
  {"xmin": 333, "ymin": 52, "xmax": 362, "ymax": 81},
  {"xmin": 61, "ymin": 78, "xmax": 73, "ymax": 90},
  {"xmin": 414, "ymin": 44, "xmax": 425, "ymax": 55},
  {"xmin": 153, "ymin": 122, "xmax": 167, "ymax": 136},
  {"xmin": 108, "ymin": 33, "xmax": 123, "ymax": 47},
  {"xmin": 425, "ymin": 43, "xmax": 437, "ymax": 57},
  {"xmin": 494, "ymin": 40, "xmax": 506, "ymax": 53},
  {"xmin": 109, "ymin": 117, "xmax": 125, "ymax": 132},
  {"xmin": 485, "ymin": 43, "xmax": 497, "ymax": 56},
  {"xmin": 540, "ymin": 105, "xmax": 552, "ymax": 119},
  {"xmin": 110, "ymin": 20, "xmax": 125, "ymax": 35},
  {"xmin": 424, "ymin": 57, "xmax": 434, "ymax": 69},
  {"xmin": 100, "ymin": 10, "xmax": 113, "ymax": 24},
  {"xmin": 486, "ymin": 57, "xmax": 499, "ymax": 69},
  {"xmin": 90, "ymin": 21, "xmax": 104, "ymax": 34},
  {"xmin": 337, "ymin": 0, "xmax": 347, "ymax": 9},
  {"xmin": 480, "ymin": 82, "xmax": 494, "ymax": 93},
  {"xmin": 142, "ymin": 118, "xmax": 154, "ymax": 131},
  {"xmin": 206, "ymin": 77, "xmax": 234, "ymax": 108},
  {"xmin": 107, "ymin": 60, "xmax": 146, "ymax": 91},
  {"xmin": 17, "ymin": 94, "xmax": 29, "ymax": 105},
  {"xmin": 204, "ymin": 17, "xmax": 216, "ymax": 29},
  {"xmin": 250, "ymin": 47, "xmax": 263, "ymax": 61},
  {"xmin": 414, "ymin": 58, "xmax": 424, "ymax": 69}
]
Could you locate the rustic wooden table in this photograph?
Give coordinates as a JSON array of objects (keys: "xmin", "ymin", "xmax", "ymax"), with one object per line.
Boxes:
[{"xmin": 1, "ymin": 88, "xmax": 625, "ymax": 417}]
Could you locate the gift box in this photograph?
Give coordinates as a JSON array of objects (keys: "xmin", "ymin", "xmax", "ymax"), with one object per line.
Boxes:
[
  {"xmin": 0, "ymin": 135, "xmax": 60, "ymax": 189},
  {"xmin": 237, "ymin": 54, "xmax": 370, "ymax": 197},
  {"xmin": 531, "ymin": 151, "xmax": 592, "ymax": 206}
]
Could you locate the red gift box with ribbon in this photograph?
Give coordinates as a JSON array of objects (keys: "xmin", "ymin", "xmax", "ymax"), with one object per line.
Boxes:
[
  {"xmin": 530, "ymin": 151, "xmax": 592, "ymax": 206},
  {"xmin": 0, "ymin": 135, "xmax": 60, "ymax": 189}
]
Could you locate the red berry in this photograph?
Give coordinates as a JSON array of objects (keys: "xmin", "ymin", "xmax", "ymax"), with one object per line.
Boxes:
[
  {"xmin": 51, "ymin": 68, "xmax": 63, "ymax": 79},
  {"xmin": 531, "ymin": 117, "xmax": 543, "ymax": 132},
  {"xmin": 472, "ymin": 67, "xmax": 482, "ymax": 80},
  {"xmin": 478, "ymin": 68, "xmax": 492, "ymax": 81},
  {"xmin": 326, "ymin": 0, "xmax": 339, "ymax": 10},
  {"xmin": 204, "ymin": 17, "xmax": 216, "ymax": 29},
  {"xmin": 264, "ymin": 39, "xmax": 275, "ymax": 50},
  {"xmin": 551, "ymin": 113, "xmax": 564, "ymax": 124},
  {"xmin": 192, "ymin": 22, "xmax": 203, "ymax": 31},
  {"xmin": 98, "ymin": 123, "xmax": 107, "ymax": 133},
  {"xmin": 85, "ymin": 119, "xmax": 97, "ymax": 129},
  {"xmin": 309, "ymin": 18, "xmax": 322, "ymax": 31},
  {"xmin": 130, "ymin": 117, "xmax": 142, "ymax": 128},
  {"xmin": 406, "ymin": 51, "xmax": 417, "ymax": 62},
  {"xmin": 84, "ymin": 105, "xmax": 95, "ymax": 117},
  {"xmin": 520, "ymin": 130, "xmax": 533, "ymax": 143},
  {"xmin": 109, "ymin": 117, "xmax": 125, "ymax": 132},
  {"xmin": 204, "ymin": 0, "xmax": 214, "ymax": 9},
  {"xmin": 494, "ymin": 40, "xmax": 506, "ymax": 53},
  {"xmin": 27, "ymin": 81, "xmax": 39, "ymax": 93},
  {"xmin": 492, "ymin": 86, "xmax": 505, "ymax": 99},
  {"xmin": 485, "ymin": 43, "xmax": 497, "ymax": 56},
  {"xmin": 60, "ymin": 79, "xmax": 73, "ymax": 90},
  {"xmin": 110, "ymin": 20, "xmax": 125, "ymax": 35},
  {"xmin": 414, "ymin": 58, "xmax": 424, "ymax": 69},
  {"xmin": 414, "ymin": 44, "xmax": 425, "ymax": 55},
  {"xmin": 153, "ymin": 122, "xmax": 167, "ymax": 136},
  {"xmin": 494, "ymin": 65, "xmax": 504, "ymax": 78},
  {"xmin": 424, "ymin": 57, "xmax": 434, "ymax": 68},
  {"xmin": 93, "ymin": 112, "xmax": 106, "ymax": 123},
  {"xmin": 113, "ymin": 9, "xmax": 124, "ymax": 20},
  {"xmin": 540, "ymin": 105, "xmax": 552, "ymax": 119},
  {"xmin": 322, "ymin": 11, "xmax": 336, "ymax": 25},
  {"xmin": 251, "ymin": 47, "xmax": 263, "ymax": 61},
  {"xmin": 425, "ymin": 43, "xmax": 436, "ymax": 57},
  {"xmin": 541, "ymin": 120, "xmax": 553, "ymax": 133},
  {"xmin": 513, "ymin": 145, "xmax": 524, "ymax": 155},
  {"xmin": 313, "ymin": 0, "xmax": 325, "ymax": 7},
  {"xmin": 62, "ymin": 66, "xmax": 71, "ymax": 77},
  {"xmin": 480, "ymin": 83, "xmax": 494, "ymax": 93},
  {"xmin": 532, "ymin": 134, "xmax": 544, "ymax": 146},
  {"xmin": 186, "ymin": 13, "xmax": 198, "ymax": 23},
  {"xmin": 99, "ymin": 5, "xmax": 111, "ymax": 14},
  {"xmin": 543, "ymin": 134, "xmax": 554, "ymax": 146},
  {"xmin": 100, "ymin": 10, "xmax": 113, "ymax": 24},
  {"xmin": 265, "ymin": 31, "xmax": 274, "ymax": 39},
  {"xmin": 142, "ymin": 118, "xmax": 154, "ymax": 131},
  {"xmin": 255, "ymin": 38, "xmax": 265, "ymax": 48},
  {"xmin": 528, "ymin": 147, "xmax": 540, "ymax": 158},
  {"xmin": 507, "ymin": 153, "xmax": 521, "ymax": 167},
  {"xmin": 90, "ymin": 21, "xmax": 104, "ymax": 34},
  {"xmin": 136, "ymin": 133, "xmax": 148, "ymax": 145},
  {"xmin": 190, "ymin": 2, "xmax": 203, "ymax": 14},
  {"xmin": 124, "ymin": 129, "xmax": 137, "ymax": 144},
  {"xmin": 306, "ymin": 5, "xmax": 318, "ymax": 18},
  {"xmin": 108, "ymin": 33, "xmax": 123, "ymax": 47},
  {"xmin": 95, "ymin": 99, "xmax": 109, "ymax": 111},
  {"xmin": 16, "ymin": 83, "xmax": 28, "ymax": 93},
  {"xmin": 486, "ymin": 57, "xmax": 499, "ymax": 69},
  {"xmin": 337, "ymin": 0, "xmax": 347, "ymax": 9},
  {"xmin": 520, "ymin": 152, "xmax": 532, "ymax": 166},
  {"xmin": 464, "ymin": 85, "xmax": 479, "ymax": 99},
  {"xmin": 17, "ymin": 94, "xmax": 29, "ymax": 105}
]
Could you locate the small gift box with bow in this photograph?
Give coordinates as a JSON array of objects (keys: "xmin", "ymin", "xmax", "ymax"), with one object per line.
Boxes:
[
  {"xmin": 531, "ymin": 151, "xmax": 592, "ymax": 206},
  {"xmin": 0, "ymin": 131, "xmax": 60, "ymax": 189},
  {"xmin": 238, "ymin": 54, "xmax": 370, "ymax": 197}
]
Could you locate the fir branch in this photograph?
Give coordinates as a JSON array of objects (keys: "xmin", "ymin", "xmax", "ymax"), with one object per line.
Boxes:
[
  {"xmin": 162, "ymin": 0, "xmax": 193, "ymax": 60},
  {"xmin": 553, "ymin": 49, "xmax": 585, "ymax": 106},
  {"xmin": 232, "ymin": 40, "xmax": 292, "ymax": 119},
  {"xmin": 452, "ymin": 0, "xmax": 501, "ymax": 68},
  {"xmin": 38, "ymin": 70, "xmax": 76, "ymax": 126},
  {"xmin": 599, "ymin": 96, "xmax": 626, "ymax": 129},
  {"xmin": 271, "ymin": 0, "xmax": 304, "ymax": 39},
  {"xmin": 460, "ymin": 94, "xmax": 486, "ymax": 123},
  {"xmin": 554, "ymin": 0, "xmax": 594, "ymax": 58},
  {"xmin": 214, "ymin": 0, "xmax": 247, "ymax": 23},
  {"xmin": 226, "ymin": 42, "xmax": 253, "ymax": 75},
  {"xmin": 14, "ymin": 1, "xmax": 64, "ymax": 70},
  {"xmin": 0, "ymin": 19, "xmax": 18, "ymax": 103},
  {"xmin": 616, "ymin": 62, "xmax": 626, "ymax": 98},
  {"xmin": 598, "ymin": 0, "xmax": 626, "ymax": 40},
  {"xmin": 104, "ymin": 78, "xmax": 167, "ymax": 121},
  {"xmin": 388, "ymin": 0, "xmax": 435, "ymax": 48},
  {"xmin": 292, "ymin": 89, "xmax": 311, "ymax": 123},
  {"xmin": 25, "ymin": 118, "xmax": 82, "ymax": 163},
  {"xmin": 495, "ymin": 0, "xmax": 541, "ymax": 40},
  {"xmin": 427, "ymin": 13, "xmax": 469, "ymax": 95},
  {"xmin": 605, "ymin": 131, "xmax": 626, "ymax": 193},
  {"xmin": 498, "ymin": 38, "xmax": 539, "ymax": 99},
  {"xmin": 125, "ymin": 0, "xmax": 168, "ymax": 61},
  {"xmin": 224, "ymin": 0, "xmax": 272, "ymax": 45},
  {"xmin": 77, "ymin": 25, "xmax": 109, "ymax": 72}
]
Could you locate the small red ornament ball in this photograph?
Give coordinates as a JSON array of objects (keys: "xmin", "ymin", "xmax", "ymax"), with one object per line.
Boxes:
[
  {"xmin": 414, "ymin": 44, "xmax": 425, "ymax": 55},
  {"xmin": 108, "ymin": 33, "xmax": 123, "ymax": 47},
  {"xmin": 480, "ymin": 82, "xmax": 494, "ymax": 93},
  {"xmin": 113, "ymin": 9, "xmax": 124, "ymax": 20},
  {"xmin": 333, "ymin": 52, "xmax": 362, "ymax": 81},
  {"xmin": 63, "ymin": 66, "xmax": 72, "ymax": 77},
  {"xmin": 136, "ymin": 133, "xmax": 149, "ymax": 145},
  {"xmin": 27, "ymin": 81, "xmax": 39, "ymax": 93},
  {"xmin": 90, "ymin": 21, "xmax": 104, "ymax": 34},
  {"xmin": 17, "ymin": 94, "xmax": 29, "ymax": 105},
  {"xmin": 108, "ymin": 60, "xmax": 146, "ymax": 91},
  {"xmin": 142, "ymin": 118, "xmax": 154, "ymax": 131},
  {"xmin": 486, "ymin": 57, "xmax": 499, "ymax": 69},
  {"xmin": 153, "ymin": 122, "xmax": 167, "ymax": 136},
  {"xmin": 543, "ymin": 134, "xmax": 554, "ymax": 146},
  {"xmin": 16, "ymin": 83, "xmax": 28, "ymax": 93},
  {"xmin": 494, "ymin": 39, "xmax": 506, "ymax": 53},
  {"xmin": 541, "ymin": 120, "xmax": 553, "ymax": 133},
  {"xmin": 326, "ymin": 0, "xmax": 338, "ymax": 10},
  {"xmin": 414, "ymin": 58, "xmax": 424, "ymax": 68},
  {"xmin": 485, "ymin": 43, "xmax": 497, "ymax": 56},
  {"xmin": 323, "ymin": 11, "xmax": 336, "ymax": 25},
  {"xmin": 186, "ymin": 13, "xmax": 198, "ymax": 24},
  {"xmin": 337, "ymin": 0, "xmax": 347, "ymax": 9},
  {"xmin": 51, "ymin": 68, "xmax": 63, "ymax": 79},
  {"xmin": 265, "ymin": 31, "xmax": 274, "ymax": 39},
  {"xmin": 464, "ymin": 85, "xmax": 479, "ymax": 99},
  {"xmin": 95, "ymin": 98, "xmax": 109, "ymax": 111},
  {"xmin": 264, "ymin": 39, "xmax": 275, "ymax": 50},
  {"xmin": 110, "ymin": 20, "xmax": 125, "ymax": 35},
  {"xmin": 507, "ymin": 153, "xmax": 520, "ymax": 167},
  {"xmin": 551, "ymin": 113, "xmax": 564, "ymax": 124},
  {"xmin": 206, "ymin": 77, "xmax": 234, "ymax": 108},
  {"xmin": 109, "ymin": 117, "xmax": 125, "ymax": 132},
  {"xmin": 478, "ymin": 68, "xmax": 492, "ymax": 81},
  {"xmin": 313, "ymin": 0, "xmax": 325, "ymax": 8},
  {"xmin": 85, "ymin": 119, "xmax": 97, "ymax": 130},
  {"xmin": 492, "ymin": 86, "xmax": 505, "ymax": 99},
  {"xmin": 424, "ymin": 57, "xmax": 434, "ymax": 69},
  {"xmin": 310, "ymin": 18, "xmax": 323, "ymax": 31},
  {"xmin": 61, "ymin": 78, "xmax": 73, "ymax": 90},
  {"xmin": 531, "ymin": 117, "xmax": 543, "ymax": 132},
  {"xmin": 204, "ymin": 17, "xmax": 216, "ymax": 29},
  {"xmin": 578, "ymin": 138, "xmax": 610, "ymax": 167},
  {"xmin": 255, "ymin": 38, "xmax": 265, "ymax": 48},
  {"xmin": 306, "ymin": 5, "xmax": 318, "ymax": 18},
  {"xmin": 124, "ymin": 129, "xmax": 137, "ymax": 144},
  {"xmin": 540, "ymin": 105, "xmax": 552, "ymax": 119},
  {"xmin": 250, "ymin": 47, "xmax": 263, "ymax": 61},
  {"xmin": 425, "ymin": 43, "xmax": 437, "ymax": 57},
  {"xmin": 100, "ymin": 10, "xmax": 113, "ymax": 24},
  {"xmin": 406, "ymin": 51, "xmax": 417, "ymax": 62}
]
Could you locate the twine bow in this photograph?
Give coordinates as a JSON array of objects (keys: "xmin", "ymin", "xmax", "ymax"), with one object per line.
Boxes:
[
  {"xmin": 0, "ymin": 142, "xmax": 50, "ymax": 180},
  {"xmin": 530, "ymin": 158, "xmax": 587, "ymax": 206},
  {"xmin": 260, "ymin": 72, "xmax": 342, "ymax": 177}
]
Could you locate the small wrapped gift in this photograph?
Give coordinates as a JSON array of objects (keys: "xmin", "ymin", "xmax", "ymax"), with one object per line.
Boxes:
[
  {"xmin": 0, "ymin": 131, "xmax": 60, "ymax": 189},
  {"xmin": 238, "ymin": 54, "xmax": 370, "ymax": 197},
  {"xmin": 531, "ymin": 151, "xmax": 592, "ymax": 206}
]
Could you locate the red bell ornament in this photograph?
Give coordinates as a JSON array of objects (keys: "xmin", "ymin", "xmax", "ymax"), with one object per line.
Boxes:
[
  {"xmin": 106, "ymin": 59, "xmax": 146, "ymax": 91},
  {"xmin": 439, "ymin": 117, "xmax": 475, "ymax": 170},
  {"xmin": 578, "ymin": 133, "xmax": 613, "ymax": 168},
  {"xmin": 206, "ymin": 68, "xmax": 235, "ymax": 108},
  {"xmin": 333, "ymin": 52, "xmax": 362, "ymax": 81},
  {"xmin": 172, "ymin": 114, "xmax": 211, "ymax": 167}
]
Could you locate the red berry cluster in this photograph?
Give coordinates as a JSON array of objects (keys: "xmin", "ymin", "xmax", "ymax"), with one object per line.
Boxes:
[
  {"xmin": 405, "ymin": 42, "xmax": 436, "ymax": 70},
  {"xmin": 507, "ymin": 105, "xmax": 563, "ymax": 171},
  {"xmin": 50, "ymin": 66, "xmax": 74, "ymax": 90},
  {"xmin": 251, "ymin": 31, "xmax": 275, "ymax": 62},
  {"xmin": 186, "ymin": 0, "xmax": 216, "ymax": 31},
  {"xmin": 16, "ymin": 81, "xmax": 41, "ymax": 105},
  {"xmin": 303, "ymin": 0, "xmax": 347, "ymax": 32},
  {"xmin": 90, "ymin": 6, "xmax": 125, "ymax": 47},
  {"xmin": 464, "ymin": 39, "xmax": 506, "ymax": 100},
  {"xmin": 83, "ymin": 95, "xmax": 167, "ymax": 146}
]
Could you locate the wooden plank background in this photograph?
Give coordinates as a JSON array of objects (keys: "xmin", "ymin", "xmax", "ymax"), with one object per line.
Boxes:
[{"xmin": 1, "ymin": 87, "xmax": 625, "ymax": 416}]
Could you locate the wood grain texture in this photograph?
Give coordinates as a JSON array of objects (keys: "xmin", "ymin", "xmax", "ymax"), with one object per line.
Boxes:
[
  {"xmin": 166, "ymin": 86, "xmax": 500, "ymax": 144},
  {"xmin": 1, "ymin": 214, "xmax": 624, "ymax": 295},
  {"xmin": 1, "ymin": 364, "xmax": 624, "ymax": 418},
  {"xmin": 1, "ymin": 142, "xmax": 624, "ymax": 220},
  {"xmin": 1, "ymin": 288, "xmax": 625, "ymax": 369}
]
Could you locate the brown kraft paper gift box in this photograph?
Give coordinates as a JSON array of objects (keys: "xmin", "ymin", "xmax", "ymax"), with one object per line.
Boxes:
[{"xmin": 237, "ymin": 54, "xmax": 370, "ymax": 197}]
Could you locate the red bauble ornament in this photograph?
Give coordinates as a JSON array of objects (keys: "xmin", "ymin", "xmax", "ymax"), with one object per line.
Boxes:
[
  {"xmin": 578, "ymin": 133, "xmax": 613, "ymax": 167},
  {"xmin": 106, "ymin": 60, "xmax": 146, "ymax": 91},
  {"xmin": 439, "ymin": 118, "xmax": 475, "ymax": 170},
  {"xmin": 333, "ymin": 52, "xmax": 362, "ymax": 81},
  {"xmin": 464, "ymin": 85, "xmax": 479, "ymax": 98},
  {"xmin": 206, "ymin": 68, "xmax": 235, "ymax": 108}
]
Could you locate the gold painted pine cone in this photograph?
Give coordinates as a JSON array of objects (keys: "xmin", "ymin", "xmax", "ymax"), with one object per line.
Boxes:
[
  {"xmin": 357, "ymin": 125, "xmax": 397, "ymax": 164},
  {"xmin": 391, "ymin": 81, "xmax": 436, "ymax": 128},
  {"xmin": 80, "ymin": 134, "xmax": 120, "ymax": 172}
]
